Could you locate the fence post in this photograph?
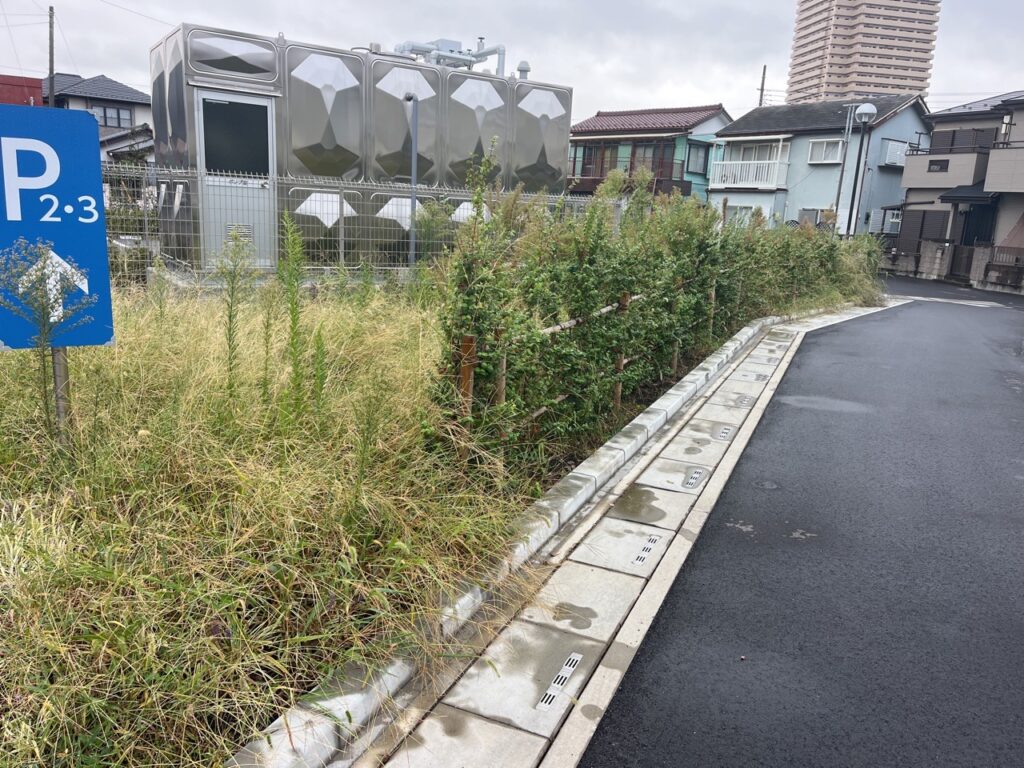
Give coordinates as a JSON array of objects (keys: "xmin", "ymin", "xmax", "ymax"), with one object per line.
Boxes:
[
  {"xmin": 458, "ymin": 334, "xmax": 477, "ymax": 417},
  {"xmin": 613, "ymin": 291, "xmax": 631, "ymax": 411},
  {"xmin": 494, "ymin": 328, "xmax": 506, "ymax": 407}
]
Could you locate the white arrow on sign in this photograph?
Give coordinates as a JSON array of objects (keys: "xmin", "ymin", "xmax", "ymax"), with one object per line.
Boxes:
[{"xmin": 18, "ymin": 249, "xmax": 89, "ymax": 323}]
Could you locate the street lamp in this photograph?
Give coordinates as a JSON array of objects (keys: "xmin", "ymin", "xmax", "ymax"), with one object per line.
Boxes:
[{"xmin": 845, "ymin": 102, "xmax": 876, "ymax": 237}]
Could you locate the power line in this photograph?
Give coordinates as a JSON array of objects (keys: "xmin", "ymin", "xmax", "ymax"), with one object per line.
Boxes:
[
  {"xmin": 0, "ymin": 0, "xmax": 24, "ymax": 74},
  {"xmin": 55, "ymin": 12, "xmax": 80, "ymax": 74},
  {"xmin": 95, "ymin": 0, "xmax": 173, "ymax": 26}
]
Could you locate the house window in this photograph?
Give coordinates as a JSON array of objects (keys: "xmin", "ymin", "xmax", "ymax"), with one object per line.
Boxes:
[
  {"xmin": 686, "ymin": 144, "xmax": 709, "ymax": 175},
  {"xmin": 91, "ymin": 105, "xmax": 133, "ymax": 128},
  {"xmin": 725, "ymin": 205, "xmax": 754, "ymax": 223},
  {"xmin": 927, "ymin": 159, "xmax": 949, "ymax": 172},
  {"xmin": 632, "ymin": 141, "xmax": 676, "ymax": 178},
  {"xmin": 808, "ymin": 139, "xmax": 843, "ymax": 164},
  {"xmin": 734, "ymin": 142, "xmax": 790, "ymax": 163},
  {"xmin": 598, "ymin": 144, "xmax": 620, "ymax": 176}
]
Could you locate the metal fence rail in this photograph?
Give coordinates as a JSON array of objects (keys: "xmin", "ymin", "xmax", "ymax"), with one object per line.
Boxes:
[{"xmin": 102, "ymin": 163, "xmax": 595, "ymax": 284}]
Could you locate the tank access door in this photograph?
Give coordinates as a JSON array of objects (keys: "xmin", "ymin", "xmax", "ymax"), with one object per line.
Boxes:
[{"xmin": 196, "ymin": 90, "xmax": 276, "ymax": 269}]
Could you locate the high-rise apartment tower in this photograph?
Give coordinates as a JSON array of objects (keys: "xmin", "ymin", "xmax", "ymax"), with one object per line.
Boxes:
[{"xmin": 787, "ymin": 0, "xmax": 941, "ymax": 104}]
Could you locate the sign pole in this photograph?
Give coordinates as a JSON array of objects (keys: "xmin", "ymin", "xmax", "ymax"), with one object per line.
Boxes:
[{"xmin": 47, "ymin": 4, "xmax": 71, "ymax": 438}]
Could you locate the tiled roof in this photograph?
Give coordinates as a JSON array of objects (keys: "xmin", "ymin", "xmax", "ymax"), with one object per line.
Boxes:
[
  {"xmin": 40, "ymin": 72, "xmax": 84, "ymax": 97},
  {"xmin": 43, "ymin": 73, "xmax": 150, "ymax": 105},
  {"xmin": 930, "ymin": 90, "xmax": 1024, "ymax": 119},
  {"xmin": 571, "ymin": 104, "xmax": 727, "ymax": 135},
  {"xmin": 717, "ymin": 94, "xmax": 923, "ymax": 137}
]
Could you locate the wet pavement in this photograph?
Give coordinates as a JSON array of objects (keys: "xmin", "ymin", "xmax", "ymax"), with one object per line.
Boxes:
[
  {"xmin": 378, "ymin": 304, "xmax": 898, "ymax": 768},
  {"xmin": 580, "ymin": 279, "xmax": 1024, "ymax": 768}
]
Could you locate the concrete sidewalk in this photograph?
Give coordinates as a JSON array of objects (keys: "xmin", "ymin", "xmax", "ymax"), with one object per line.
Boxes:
[{"xmin": 371, "ymin": 304, "xmax": 900, "ymax": 768}]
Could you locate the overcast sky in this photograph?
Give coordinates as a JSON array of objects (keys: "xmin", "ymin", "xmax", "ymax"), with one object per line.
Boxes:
[{"xmin": 1, "ymin": 0, "xmax": 1020, "ymax": 121}]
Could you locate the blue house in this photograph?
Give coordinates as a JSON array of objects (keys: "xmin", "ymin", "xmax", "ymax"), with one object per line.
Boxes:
[
  {"xmin": 707, "ymin": 94, "xmax": 929, "ymax": 234},
  {"xmin": 569, "ymin": 105, "xmax": 732, "ymax": 197}
]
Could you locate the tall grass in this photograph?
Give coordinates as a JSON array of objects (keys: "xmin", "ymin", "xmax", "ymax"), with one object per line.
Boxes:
[{"xmin": 0, "ymin": 282, "xmax": 525, "ymax": 766}]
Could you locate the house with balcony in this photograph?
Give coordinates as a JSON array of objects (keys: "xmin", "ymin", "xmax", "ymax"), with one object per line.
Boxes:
[
  {"xmin": 890, "ymin": 91, "xmax": 1024, "ymax": 291},
  {"xmin": 568, "ymin": 105, "xmax": 732, "ymax": 197},
  {"xmin": 708, "ymin": 94, "xmax": 929, "ymax": 234}
]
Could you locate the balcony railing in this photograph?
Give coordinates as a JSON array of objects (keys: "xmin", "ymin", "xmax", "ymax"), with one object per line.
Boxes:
[
  {"xmin": 568, "ymin": 160, "xmax": 689, "ymax": 194},
  {"xmin": 709, "ymin": 160, "xmax": 789, "ymax": 189}
]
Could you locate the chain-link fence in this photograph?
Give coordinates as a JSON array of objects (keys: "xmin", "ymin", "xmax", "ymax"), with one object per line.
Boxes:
[{"xmin": 102, "ymin": 163, "xmax": 595, "ymax": 285}]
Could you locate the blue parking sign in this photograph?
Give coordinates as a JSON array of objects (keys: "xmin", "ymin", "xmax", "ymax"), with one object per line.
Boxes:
[{"xmin": 0, "ymin": 104, "xmax": 114, "ymax": 350}]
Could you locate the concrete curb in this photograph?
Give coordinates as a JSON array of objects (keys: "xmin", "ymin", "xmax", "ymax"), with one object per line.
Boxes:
[{"xmin": 226, "ymin": 308, "xmax": 832, "ymax": 768}]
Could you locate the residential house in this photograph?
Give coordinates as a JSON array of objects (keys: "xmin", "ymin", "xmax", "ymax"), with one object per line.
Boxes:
[
  {"xmin": 708, "ymin": 94, "xmax": 929, "ymax": 234},
  {"xmin": 890, "ymin": 90, "xmax": 1024, "ymax": 291},
  {"xmin": 43, "ymin": 73, "xmax": 154, "ymax": 162},
  {"xmin": 568, "ymin": 105, "xmax": 732, "ymax": 197}
]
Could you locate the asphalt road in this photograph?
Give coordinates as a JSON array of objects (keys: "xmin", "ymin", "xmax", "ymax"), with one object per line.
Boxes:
[{"xmin": 580, "ymin": 278, "xmax": 1024, "ymax": 768}]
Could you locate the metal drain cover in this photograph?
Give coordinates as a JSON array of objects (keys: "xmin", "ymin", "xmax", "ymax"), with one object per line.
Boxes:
[
  {"xmin": 537, "ymin": 652, "xmax": 584, "ymax": 710},
  {"xmin": 632, "ymin": 535, "xmax": 662, "ymax": 566}
]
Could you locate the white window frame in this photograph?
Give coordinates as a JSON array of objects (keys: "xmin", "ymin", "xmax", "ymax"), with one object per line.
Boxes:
[{"xmin": 808, "ymin": 139, "xmax": 843, "ymax": 164}]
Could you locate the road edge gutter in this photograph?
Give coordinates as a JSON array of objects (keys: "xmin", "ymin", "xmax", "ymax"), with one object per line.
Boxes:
[
  {"xmin": 536, "ymin": 331, "xmax": 806, "ymax": 767},
  {"xmin": 226, "ymin": 305, "xmax": 854, "ymax": 768}
]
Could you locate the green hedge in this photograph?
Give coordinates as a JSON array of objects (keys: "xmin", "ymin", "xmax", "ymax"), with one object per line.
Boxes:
[{"xmin": 439, "ymin": 169, "xmax": 880, "ymax": 452}]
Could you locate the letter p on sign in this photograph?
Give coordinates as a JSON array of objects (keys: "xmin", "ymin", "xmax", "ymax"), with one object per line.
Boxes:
[{"xmin": 1, "ymin": 137, "xmax": 61, "ymax": 221}]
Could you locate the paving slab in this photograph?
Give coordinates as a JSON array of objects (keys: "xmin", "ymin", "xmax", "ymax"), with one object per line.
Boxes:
[
  {"xmin": 443, "ymin": 620, "xmax": 604, "ymax": 738},
  {"xmin": 569, "ymin": 517, "xmax": 671, "ymax": 577},
  {"xmin": 679, "ymin": 417, "xmax": 740, "ymax": 443},
  {"xmin": 707, "ymin": 389, "xmax": 758, "ymax": 409},
  {"xmin": 744, "ymin": 353, "xmax": 783, "ymax": 366},
  {"xmin": 715, "ymin": 377, "xmax": 767, "ymax": 397},
  {"xmin": 659, "ymin": 431, "xmax": 730, "ymax": 467},
  {"xmin": 693, "ymin": 403, "xmax": 748, "ymax": 426},
  {"xmin": 637, "ymin": 457, "xmax": 713, "ymax": 496},
  {"xmin": 519, "ymin": 562, "xmax": 644, "ymax": 643},
  {"xmin": 606, "ymin": 484, "xmax": 697, "ymax": 531},
  {"xmin": 385, "ymin": 703, "xmax": 547, "ymax": 768},
  {"xmin": 734, "ymin": 360, "xmax": 776, "ymax": 376},
  {"xmin": 730, "ymin": 369, "xmax": 772, "ymax": 384}
]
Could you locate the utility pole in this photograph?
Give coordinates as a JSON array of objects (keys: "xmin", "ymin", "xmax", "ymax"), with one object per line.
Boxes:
[
  {"xmin": 48, "ymin": 4, "xmax": 71, "ymax": 439},
  {"xmin": 758, "ymin": 65, "xmax": 767, "ymax": 107},
  {"xmin": 48, "ymin": 6, "xmax": 55, "ymax": 110}
]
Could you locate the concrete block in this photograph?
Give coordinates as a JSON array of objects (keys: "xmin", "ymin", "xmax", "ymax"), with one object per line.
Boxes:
[
  {"xmin": 628, "ymin": 408, "xmax": 668, "ymax": 440},
  {"xmin": 509, "ymin": 503, "xmax": 560, "ymax": 570},
  {"xmin": 604, "ymin": 423, "xmax": 650, "ymax": 463},
  {"xmin": 443, "ymin": 620, "xmax": 604, "ymax": 737},
  {"xmin": 569, "ymin": 517, "xmax": 670, "ymax": 578},
  {"xmin": 648, "ymin": 391, "xmax": 685, "ymax": 419},
  {"xmin": 439, "ymin": 586, "xmax": 485, "ymax": 637},
  {"xmin": 606, "ymin": 484, "xmax": 697, "ymax": 531},
  {"xmin": 519, "ymin": 561, "xmax": 644, "ymax": 642},
  {"xmin": 573, "ymin": 445, "xmax": 626, "ymax": 489},
  {"xmin": 308, "ymin": 659, "xmax": 415, "ymax": 739},
  {"xmin": 228, "ymin": 708, "xmax": 339, "ymax": 768},
  {"xmin": 535, "ymin": 472, "xmax": 597, "ymax": 525}
]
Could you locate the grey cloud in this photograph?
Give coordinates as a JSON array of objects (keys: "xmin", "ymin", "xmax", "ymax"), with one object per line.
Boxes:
[{"xmin": 2, "ymin": 0, "xmax": 1020, "ymax": 123}]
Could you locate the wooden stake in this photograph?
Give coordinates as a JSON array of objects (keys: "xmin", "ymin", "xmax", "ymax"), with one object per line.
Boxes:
[
  {"xmin": 458, "ymin": 334, "xmax": 477, "ymax": 417},
  {"xmin": 613, "ymin": 291, "xmax": 631, "ymax": 411},
  {"xmin": 494, "ymin": 329, "xmax": 506, "ymax": 407}
]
